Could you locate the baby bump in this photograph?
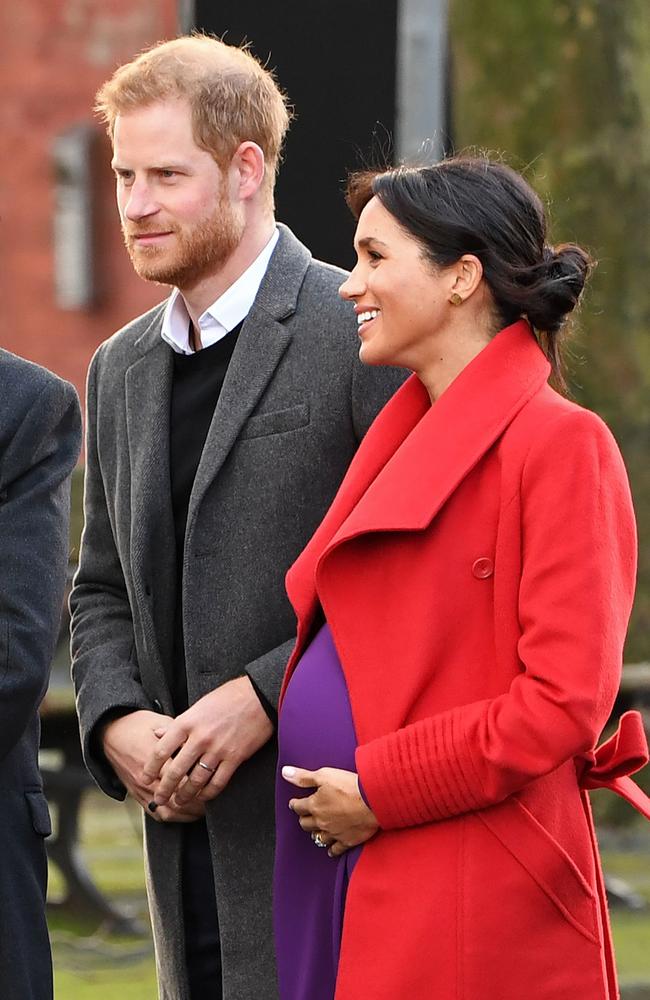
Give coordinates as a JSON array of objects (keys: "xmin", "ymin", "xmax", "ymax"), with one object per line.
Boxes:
[{"xmin": 279, "ymin": 623, "xmax": 358, "ymax": 775}]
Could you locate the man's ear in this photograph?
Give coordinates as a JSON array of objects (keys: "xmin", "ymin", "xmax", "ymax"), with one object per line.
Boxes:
[{"xmin": 232, "ymin": 141, "xmax": 266, "ymax": 200}]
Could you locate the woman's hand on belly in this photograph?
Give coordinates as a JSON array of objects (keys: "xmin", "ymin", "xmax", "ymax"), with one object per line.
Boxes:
[{"xmin": 283, "ymin": 765, "xmax": 379, "ymax": 856}]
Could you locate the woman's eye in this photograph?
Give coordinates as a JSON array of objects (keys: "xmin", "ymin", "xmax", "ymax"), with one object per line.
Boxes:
[{"xmin": 368, "ymin": 250, "xmax": 383, "ymax": 263}]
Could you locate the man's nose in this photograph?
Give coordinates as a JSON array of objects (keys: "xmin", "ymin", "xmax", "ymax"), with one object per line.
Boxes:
[{"xmin": 123, "ymin": 180, "xmax": 159, "ymax": 222}]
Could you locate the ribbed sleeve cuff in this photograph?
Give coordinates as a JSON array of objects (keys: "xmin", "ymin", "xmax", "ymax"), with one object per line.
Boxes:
[{"xmin": 355, "ymin": 707, "xmax": 486, "ymax": 829}]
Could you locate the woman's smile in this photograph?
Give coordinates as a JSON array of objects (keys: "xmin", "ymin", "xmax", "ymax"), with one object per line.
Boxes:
[{"xmin": 355, "ymin": 306, "xmax": 381, "ymax": 336}]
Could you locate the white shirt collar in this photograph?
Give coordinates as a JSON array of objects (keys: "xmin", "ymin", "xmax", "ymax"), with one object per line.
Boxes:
[{"xmin": 160, "ymin": 227, "xmax": 280, "ymax": 355}]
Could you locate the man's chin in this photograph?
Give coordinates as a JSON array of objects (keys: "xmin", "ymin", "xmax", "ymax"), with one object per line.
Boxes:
[
  {"xmin": 132, "ymin": 264, "xmax": 176, "ymax": 285},
  {"xmin": 128, "ymin": 251, "xmax": 179, "ymax": 286}
]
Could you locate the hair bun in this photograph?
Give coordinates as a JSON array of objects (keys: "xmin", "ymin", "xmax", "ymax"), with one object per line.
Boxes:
[{"xmin": 525, "ymin": 243, "xmax": 592, "ymax": 335}]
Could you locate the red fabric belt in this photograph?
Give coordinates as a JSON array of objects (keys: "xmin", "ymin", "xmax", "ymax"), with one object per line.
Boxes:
[{"xmin": 580, "ymin": 710, "xmax": 650, "ymax": 820}]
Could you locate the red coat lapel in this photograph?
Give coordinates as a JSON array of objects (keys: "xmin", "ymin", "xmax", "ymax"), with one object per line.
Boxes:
[
  {"xmin": 284, "ymin": 321, "xmax": 550, "ymax": 670},
  {"xmin": 323, "ymin": 320, "xmax": 550, "ymax": 544}
]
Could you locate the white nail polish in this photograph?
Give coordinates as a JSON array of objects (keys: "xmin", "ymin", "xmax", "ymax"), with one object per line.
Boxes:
[{"xmin": 282, "ymin": 766, "xmax": 296, "ymax": 778}]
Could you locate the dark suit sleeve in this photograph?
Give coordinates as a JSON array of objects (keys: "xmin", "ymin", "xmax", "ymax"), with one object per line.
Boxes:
[
  {"xmin": 0, "ymin": 375, "xmax": 81, "ymax": 763},
  {"xmin": 70, "ymin": 349, "xmax": 152, "ymax": 798},
  {"xmin": 245, "ymin": 638, "xmax": 296, "ymax": 721}
]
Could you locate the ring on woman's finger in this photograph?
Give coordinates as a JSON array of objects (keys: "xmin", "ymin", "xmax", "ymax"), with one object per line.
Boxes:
[
  {"xmin": 197, "ymin": 760, "xmax": 216, "ymax": 774},
  {"xmin": 312, "ymin": 832, "xmax": 328, "ymax": 848}
]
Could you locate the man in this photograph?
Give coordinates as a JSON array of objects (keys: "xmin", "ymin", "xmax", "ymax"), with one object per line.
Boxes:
[
  {"xmin": 0, "ymin": 351, "xmax": 81, "ymax": 999},
  {"xmin": 70, "ymin": 35, "xmax": 405, "ymax": 1000}
]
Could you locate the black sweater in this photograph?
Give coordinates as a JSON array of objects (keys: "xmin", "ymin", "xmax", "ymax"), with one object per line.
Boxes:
[{"xmin": 170, "ymin": 324, "xmax": 242, "ymax": 711}]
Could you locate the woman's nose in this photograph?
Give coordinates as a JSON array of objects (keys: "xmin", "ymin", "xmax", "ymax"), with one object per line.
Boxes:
[{"xmin": 339, "ymin": 266, "xmax": 364, "ymax": 300}]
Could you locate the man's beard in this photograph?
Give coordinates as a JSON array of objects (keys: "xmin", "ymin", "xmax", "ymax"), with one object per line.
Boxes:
[{"xmin": 122, "ymin": 194, "xmax": 244, "ymax": 289}]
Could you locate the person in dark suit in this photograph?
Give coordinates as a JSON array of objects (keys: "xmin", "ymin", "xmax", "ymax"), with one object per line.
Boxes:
[
  {"xmin": 69, "ymin": 35, "xmax": 405, "ymax": 1000},
  {"xmin": 0, "ymin": 350, "xmax": 81, "ymax": 1000}
]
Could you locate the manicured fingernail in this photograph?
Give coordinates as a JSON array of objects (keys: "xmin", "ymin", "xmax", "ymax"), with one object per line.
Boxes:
[
  {"xmin": 282, "ymin": 766, "xmax": 296, "ymax": 778},
  {"xmin": 147, "ymin": 801, "xmax": 158, "ymax": 813}
]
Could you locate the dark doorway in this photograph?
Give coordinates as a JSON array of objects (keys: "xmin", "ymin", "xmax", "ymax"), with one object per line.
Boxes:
[{"xmin": 193, "ymin": 1, "xmax": 398, "ymax": 269}]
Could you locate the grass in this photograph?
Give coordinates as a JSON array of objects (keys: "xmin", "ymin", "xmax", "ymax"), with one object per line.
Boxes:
[
  {"xmin": 601, "ymin": 837, "xmax": 650, "ymax": 986},
  {"xmin": 48, "ymin": 792, "xmax": 650, "ymax": 997},
  {"xmin": 54, "ymin": 960, "xmax": 158, "ymax": 1000},
  {"xmin": 610, "ymin": 911, "xmax": 650, "ymax": 982},
  {"xmin": 48, "ymin": 791, "xmax": 157, "ymax": 998}
]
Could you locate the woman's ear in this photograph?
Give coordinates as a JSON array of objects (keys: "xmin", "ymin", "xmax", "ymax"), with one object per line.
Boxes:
[{"xmin": 449, "ymin": 254, "xmax": 483, "ymax": 304}]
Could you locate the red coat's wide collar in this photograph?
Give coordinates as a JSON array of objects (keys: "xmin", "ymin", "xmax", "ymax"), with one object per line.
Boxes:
[
  {"xmin": 286, "ymin": 321, "xmax": 550, "ymax": 630},
  {"xmin": 330, "ymin": 320, "xmax": 549, "ymax": 540}
]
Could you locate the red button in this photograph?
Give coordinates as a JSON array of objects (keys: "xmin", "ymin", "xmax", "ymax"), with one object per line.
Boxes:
[{"xmin": 472, "ymin": 557, "xmax": 494, "ymax": 579}]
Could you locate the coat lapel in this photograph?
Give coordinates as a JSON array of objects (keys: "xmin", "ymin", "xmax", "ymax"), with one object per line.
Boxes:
[
  {"xmin": 326, "ymin": 321, "xmax": 551, "ymax": 545},
  {"xmin": 286, "ymin": 322, "xmax": 551, "ymax": 637},
  {"xmin": 125, "ymin": 309, "xmax": 177, "ymax": 677},
  {"xmin": 185, "ymin": 226, "xmax": 312, "ymax": 540}
]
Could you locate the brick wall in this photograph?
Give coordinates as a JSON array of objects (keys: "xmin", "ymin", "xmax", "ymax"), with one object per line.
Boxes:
[{"xmin": 0, "ymin": 0, "xmax": 180, "ymax": 402}]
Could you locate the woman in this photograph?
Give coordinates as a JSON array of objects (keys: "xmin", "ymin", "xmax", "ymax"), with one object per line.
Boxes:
[{"xmin": 275, "ymin": 157, "xmax": 650, "ymax": 1000}]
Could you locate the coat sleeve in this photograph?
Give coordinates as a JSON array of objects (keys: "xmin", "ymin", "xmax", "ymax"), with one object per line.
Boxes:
[
  {"xmin": 355, "ymin": 409, "xmax": 638, "ymax": 829},
  {"xmin": 70, "ymin": 349, "xmax": 152, "ymax": 798},
  {"xmin": 245, "ymin": 637, "xmax": 296, "ymax": 718},
  {"xmin": 0, "ymin": 374, "xmax": 81, "ymax": 763}
]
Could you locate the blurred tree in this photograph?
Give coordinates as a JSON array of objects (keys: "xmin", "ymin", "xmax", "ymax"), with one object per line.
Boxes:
[{"xmin": 450, "ymin": 0, "xmax": 650, "ymax": 660}]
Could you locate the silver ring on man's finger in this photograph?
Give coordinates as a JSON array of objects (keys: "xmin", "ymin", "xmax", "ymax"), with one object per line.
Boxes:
[
  {"xmin": 312, "ymin": 833, "xmax": 328, "ymax": 848},
  {"xmin": 197, "ymin": 761, "xmax": 216, "ymax": 773}
]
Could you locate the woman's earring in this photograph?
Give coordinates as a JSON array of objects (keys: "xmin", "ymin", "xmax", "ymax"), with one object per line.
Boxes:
[{"xmin": 449, "ymin": 292, "xmax": 463, "ymax": 306}]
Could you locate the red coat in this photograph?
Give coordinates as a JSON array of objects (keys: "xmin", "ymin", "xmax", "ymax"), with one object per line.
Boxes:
[{"xmin": 282, "ymin": 321, "xmax": 649, "ymax": 1000}]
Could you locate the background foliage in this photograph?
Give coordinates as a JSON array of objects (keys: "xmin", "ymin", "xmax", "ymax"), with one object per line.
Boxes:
[{"xmin": 450, "ymin": 0, "xmax": 650, "ymax": 660}]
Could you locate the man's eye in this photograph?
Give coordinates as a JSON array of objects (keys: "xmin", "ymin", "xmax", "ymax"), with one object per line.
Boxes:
[
  {"xmin": 160, "ymin": 170, "xmax": 177, "ymax": 179},
  {"xmin": 368, "ymin": 250, "xmax": 383, "ymax": 262}
]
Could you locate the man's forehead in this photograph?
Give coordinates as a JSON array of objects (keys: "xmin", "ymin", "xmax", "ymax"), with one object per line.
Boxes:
[
  {"xmin": 112, "ymin": 100, "xmax": 202, "ymax": 158},
  {"xmin": 113, "ymin": 97, "xmax": 194, "ymax": 137}
]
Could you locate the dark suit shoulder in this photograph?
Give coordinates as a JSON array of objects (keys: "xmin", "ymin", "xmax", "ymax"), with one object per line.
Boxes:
[
  {"xmin": 0, "ymin": 348, "xmax": 74, "ymax": 396},
  {"xmin": 0, "ymin": 351, "xmax": 81, "ymax": 482},
  {"xmin": 0, "ymin": 349, "xmax": 78, "ymax": 417}
]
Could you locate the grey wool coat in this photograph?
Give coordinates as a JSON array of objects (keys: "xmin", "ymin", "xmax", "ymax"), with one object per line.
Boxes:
[
  {"xmin": 70, "ymin": 225, "xmax": 406, "ymax": 1000},
  {"xmin": 0, "ymin": 351, "xmax": 81, "ymax": 1000}
]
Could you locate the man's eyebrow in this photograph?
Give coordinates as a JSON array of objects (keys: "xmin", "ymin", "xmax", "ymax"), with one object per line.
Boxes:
[{"xmin": 110, "ymin": 162, "xmax": 189, "ymax": 171}]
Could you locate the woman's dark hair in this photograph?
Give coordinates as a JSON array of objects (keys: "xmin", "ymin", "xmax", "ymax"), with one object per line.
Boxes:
[{"xmin": 346, "ymin": 157, "xmax": 592, "ymax": 382}]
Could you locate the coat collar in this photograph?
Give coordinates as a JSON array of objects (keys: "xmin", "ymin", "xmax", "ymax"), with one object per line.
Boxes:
[
  {"xmin": 124, "ymin": 224, "xmax": 313, "ymax": 567},
  {"xmin": 285, "ymin": 321, "xmax": 551, "ymax": 632},
  {"xmin": 185, "ymin": 224, "xmax": 311, "ymax": 538}
]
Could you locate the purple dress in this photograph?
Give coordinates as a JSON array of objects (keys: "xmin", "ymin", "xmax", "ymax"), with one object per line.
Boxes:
[{"xmin": 275, "ymin": 623, "xmax": 362, "ymax": 1000}]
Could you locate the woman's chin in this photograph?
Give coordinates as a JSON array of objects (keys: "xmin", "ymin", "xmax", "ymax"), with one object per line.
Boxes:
[{"xmin": 358, "ymin": 339, "xmax": 389, "ymax": 367}]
